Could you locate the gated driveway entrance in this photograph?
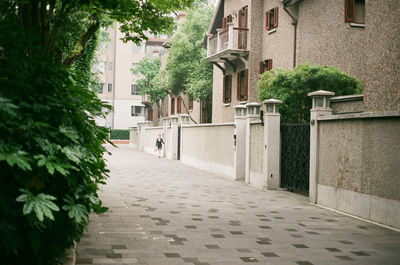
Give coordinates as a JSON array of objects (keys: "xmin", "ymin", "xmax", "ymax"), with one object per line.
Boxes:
[{"xmin": 280, "ymin": 123, "xmax": 310, "ymax": 194}]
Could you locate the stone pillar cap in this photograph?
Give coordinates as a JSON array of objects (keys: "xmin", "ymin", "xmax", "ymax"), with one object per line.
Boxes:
[
  {"xmin": 307, "ymin": 90, "xmax": 335, "ymax": 97},
  {"xmin": 170, "ymin": 115, "xmax": 179, "ymax": 119},
  {"xmin": 233, "ymin": 105, "xmax": 247, "ymax": 109},
  {"xmin": 245, "ymin": 102, "xmax": 262, "ymax": 107},
  {"xmin": 262, "ymin": 99, "xmax": 282, "ymax": 104},
  {"xmin": 227, "ymin": 22, "xmax": 234, "ymax": 26},
  {"xmin": 216, "ymin": 28, "xmax": 223, "ymax": 33}
]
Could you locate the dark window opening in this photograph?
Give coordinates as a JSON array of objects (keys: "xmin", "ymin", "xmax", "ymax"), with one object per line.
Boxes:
[{"xmin": 223, "ymin": 75, "xmax": 232, "ymax": 103}]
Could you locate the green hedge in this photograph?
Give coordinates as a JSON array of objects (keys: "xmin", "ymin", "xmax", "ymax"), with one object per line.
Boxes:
[{"xmin": 110, "ymin": 130, "xmax": 130, "ymax": 140}]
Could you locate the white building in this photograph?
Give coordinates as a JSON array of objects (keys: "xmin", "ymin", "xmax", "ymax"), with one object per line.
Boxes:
[{"xmin": 94, "ymin": 22, "xmax": 167, "ymax": 129}]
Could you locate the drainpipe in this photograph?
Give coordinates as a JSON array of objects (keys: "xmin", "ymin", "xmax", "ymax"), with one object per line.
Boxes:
[{"xmin": 283, "ymin": 5, "xmax": 298, "ymax": 68}]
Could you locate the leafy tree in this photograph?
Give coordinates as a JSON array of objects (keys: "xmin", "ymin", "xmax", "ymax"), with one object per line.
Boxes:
[
  {"xmin": 166, "ymin": 1, "xmax": 214, "ymax": 119},
  {"xmin": 0, "ymin": 0, "xmax": 193, "ymax": 264},
  {"xmin": 131, "ymin": 58, "xmax": 169, "ymax": 117},
  {"xmin": 258, "ymin": 64, "xmax": 363, "ymax": 123}
]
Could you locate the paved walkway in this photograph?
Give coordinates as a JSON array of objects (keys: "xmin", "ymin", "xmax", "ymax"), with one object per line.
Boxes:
[{"xmin": 76, "ymin": 146, "xmax": 400, "ymax": 265}]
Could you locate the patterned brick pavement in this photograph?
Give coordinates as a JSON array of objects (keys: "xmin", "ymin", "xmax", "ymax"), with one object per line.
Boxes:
[{"xmin": 75, "ymin": 145, "xmax": 400, "ymax": 265}]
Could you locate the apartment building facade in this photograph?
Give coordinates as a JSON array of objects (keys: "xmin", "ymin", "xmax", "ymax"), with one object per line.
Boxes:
[
  {"xmin": 206, "ymin": 0, "xmax": 400, "ymax": 123},
  {"xmin": 94, "ymin": 22, "xmax": 168, "ymax": 129}
]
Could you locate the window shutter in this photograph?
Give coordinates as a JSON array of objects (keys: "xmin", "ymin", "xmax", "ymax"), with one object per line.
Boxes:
[
  {"xmin": 345, "ymin": 0, "xmax": 355, "ymax": 22},
  {"xmin": 259, "ymin": 61, "xmax": 265, "ymax": 74},
  {"xmin": 223, "ymin": 76, "xmax": 226, "ymax": 103},
  {"xmin": 244, "ymin": 6, "xmax": 248, "ymax": 28},
  {"xmin": 244, "ymin": 70, "xmax": 248, "ymax": 100},
  {"xmin": 237, "ymin": 72, "xmax": 240, "ymax": 100},
  {"xmin": 238, "ymin": 9, "xmax": 242, "ymax": 28},
  {"xmin": 274, "ymin": 7, "xmax": 279, "ymax": 28},
  {"xmin": 266, "ymin": 11, "xmax": 270, "ymax": 30}
]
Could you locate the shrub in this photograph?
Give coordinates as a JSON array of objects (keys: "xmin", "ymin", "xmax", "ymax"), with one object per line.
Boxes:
[
  {"xmin": 258, "ymin": 64, "xmax": 363, "ymax": 123},
  {"xmin": 110, "ymin": 130, "xmax": 130, "ymax": 140}
]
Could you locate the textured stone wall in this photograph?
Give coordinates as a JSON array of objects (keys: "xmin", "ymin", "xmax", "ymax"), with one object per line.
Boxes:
[
  {"xmin": 250, "ymin": 123, "xmax": 264, "ymax": 173},
  {"xmin": 318, "ymin": 117, "xmax": 400, "ymax": 201},
  {"xmin": 297, "ymin": 0, "xmax": 400, "ymax": 112}
]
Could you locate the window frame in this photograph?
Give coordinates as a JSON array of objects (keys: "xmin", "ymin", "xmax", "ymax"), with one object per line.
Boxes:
[
  {"xmin": 259, "ymin": 59, "xmax": 273, "ymax": 74},
  {"xmin": 131, "ymin": 84, "xmax": 140, "ymax": 95},
  {"xmin": 177, "ymin": 96, "xmax": 182, "ymax": 114},
  {"xmin": 223, "ymin": 74, "xmax": 232, "ymax": 103},
  {"xmin": 236, "ymin": 70, "xmax": 248, "ymax": 101},
  {"xmin": 131, "ymin": 106, "xmax": 143, "ymax": 117},
  {"xmin": 265, "ymin": 7, "xmax": 279, "ymax": 31},
  {"xmin": 107, "ymin": 83, "xmax": 112, "ymax": 92}
]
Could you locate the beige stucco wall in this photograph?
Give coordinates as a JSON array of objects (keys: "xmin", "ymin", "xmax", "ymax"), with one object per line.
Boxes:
[
  {"xmin": 143, "ymin": 127, "xmax": 163, "ymax": 154},
  {"xmin": 129, "ymin": 127, "xmax": 138, "ymax": 148},
  {"xmin": 249, "ymin": 123, "xmax": 264, "ymax": 173},
  {"xmin": 181, "ymin": 124, "xmax": 235, "ymax": 176},
  {"xmin": 318, "ymin": 117, "xmax": 400, "ymax": 201},
  {"xmin": 297, "ymin": 0, "xmax": 400, "ymax": 112}
]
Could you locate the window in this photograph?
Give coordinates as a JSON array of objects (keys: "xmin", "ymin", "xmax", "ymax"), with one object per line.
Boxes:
[
  {"xmin": 189, "ymin": 100, "xmax": 194, "ymax": 110},
  {"xmin": 265, "ymin": 7, "xmax": 279, "ymax": 30},
  {"xmin": 223, "ymin": 75, "xmax": 232, "ymax": 103},
  {"xmin": 148, "ymin": 109, "xmax": 153, "ymax": 121},
  {"xmin": 237, "ymin": 70, "xmax": 248, "ymax": 101},
  {"xmin": 107, "ymin": 83, "xmax": 112, "ymax": 92},
  {"xmin": 222, "ymin": 14, "xmax": 233, "ymax": 30},
  {"xmin": 259, "ymin": 59, "xmax": 273, "ymax": 74},
  {"xmin": 108, "ymin": 62, "xmax": 112, "ymax": 71},
  {"xmin": 171, "ymin": 98, "xmax": 175, "ymax": 115},
  {"xmin": 345, "ymin": 0, "xmax": 365, "ymax": 24},
  {"xmin": 131, "ymin": 106, "xmax": 143, "ymax": 117},
  {"xmin": 177, "ymin": 96, "xmax": 182, "ymax": 114},
  {"xmin": 98, "ymin": 62, "xmax": 105, "ymax": 73},
  {"xmin": 97, "ymin": 83, "xmax": 104, "ymax": 94},
  {"xmin": 131, "ymin": 84, "xmax": 140, "ymax": 95},
  {"xmin": 238, "ymin": 6, "xmax": 248, "ymax": 49},
  {"xmin": 238, "ymin": 6, "xmax": 248, "ymax": 29}
]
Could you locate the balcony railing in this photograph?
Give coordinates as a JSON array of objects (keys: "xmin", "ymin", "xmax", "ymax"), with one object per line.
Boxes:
[{"xmin": 207, "ymin": 24, "xmax": 249, "ymax": 58}]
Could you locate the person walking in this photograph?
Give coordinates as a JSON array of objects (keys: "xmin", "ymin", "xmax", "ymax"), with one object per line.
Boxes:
[{"xmin": 155, "ymin": 134, "xmax": 165, "ymax": 158}]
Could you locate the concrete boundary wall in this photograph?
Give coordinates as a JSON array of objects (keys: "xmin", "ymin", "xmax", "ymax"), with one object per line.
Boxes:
[
  {"xmin": 129, "ymin": 127, "xmax": 138, "ymax": 149},
  {"xmin": 316, "ymin": 113, "xmax": 400, "ymax": 229},
  {"xmin": 143, "ymin": 127, "xmax": 163, "ymax": 155},
  {"xmin": 249, "ymin": 123, "xmax": 264, "ymax": 188},
  {"xmin": 181, "ymin": 123, "xmax": 235, "ymax": 178}
]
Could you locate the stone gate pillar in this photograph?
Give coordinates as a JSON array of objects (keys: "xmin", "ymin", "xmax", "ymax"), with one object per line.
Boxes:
[
  {"xmin": 162, "ymin": 117, "xmax": 170, "ymax": 158},
  {"xmin": 170, "ymin": 115, "xmax": 179, "ymax": 160},
  {"xmin": 245, "ymin": 102, "xmax": 262, "ymax": 184},
  {"xmin": 233, "ymin": 105, "xmax": 247, "ymax": 180},
  {"xmin": 263, "ymin": 99, "xmax": 282, "ymax": 190},
  {"xmin": 308, "ymin": 90, "xmax": 334, "ymax": 203}
]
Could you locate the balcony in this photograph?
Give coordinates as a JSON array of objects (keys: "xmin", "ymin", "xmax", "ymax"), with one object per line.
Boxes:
[
  {"xmin": 141, "ymin": 94, "xmax": 151, "ymax": 105},
  {"xmin": 206, "ymin": 23, "xmax": 249, "ymax": 64}
]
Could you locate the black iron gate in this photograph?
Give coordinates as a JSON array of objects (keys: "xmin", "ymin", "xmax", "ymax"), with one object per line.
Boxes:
[
  {"xmin": 177, "ymin": 126, "xmax": 181, "ymax": 160},
  {"xmin": 280, "ymin": 123, "xmax": 310, "ymax": 194}
]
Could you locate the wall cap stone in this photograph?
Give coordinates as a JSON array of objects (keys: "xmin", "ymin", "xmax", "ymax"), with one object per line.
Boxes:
[
  {"xmin": 308, "ymin": 90, "xmax": 335, "ymax": 97},
  {"xmin": 317, "ymin": 111, "xmax": 400, "ymax": 121},
  {"xmin": 182, "ymin": 122, "xmax": 234, "ymax": 128},
  {"xmin": 330, "ymin": 94, "xmax": 363, "ymax": 103},
  {"xmin": 262, "ymin": 99, "xmax": 282, "ymax": 105}
]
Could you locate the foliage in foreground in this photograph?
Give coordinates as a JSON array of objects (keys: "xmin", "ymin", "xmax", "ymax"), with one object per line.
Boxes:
[
  {"xmin": 0, "ymin": 0, "xmax": 193, "ymax": 264},
  {"xmin": 258, "ymin": 64, "xmax": 364, "ymax": 123}
]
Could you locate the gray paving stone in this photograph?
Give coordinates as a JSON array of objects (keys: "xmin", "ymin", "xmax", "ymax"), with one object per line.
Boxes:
[{"xmin": 75, "ymin": 146, "xmax": 400, "ymax": 265}]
